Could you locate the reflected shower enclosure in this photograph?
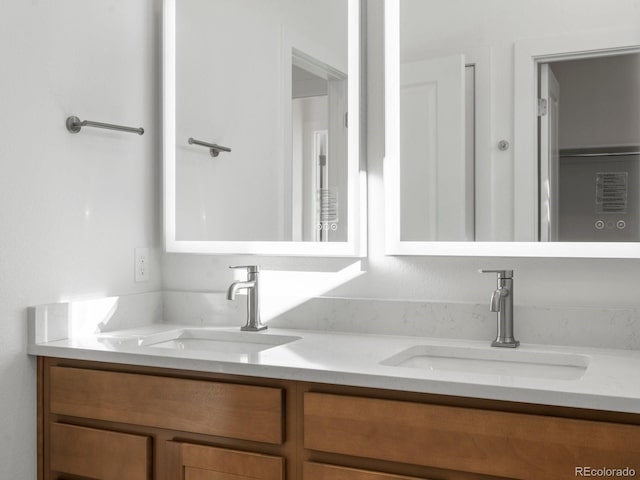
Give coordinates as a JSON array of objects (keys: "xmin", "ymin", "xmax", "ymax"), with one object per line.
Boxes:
[{"xmin": 538, "ymin": 54, "xmax": 640, "ymax": 242}]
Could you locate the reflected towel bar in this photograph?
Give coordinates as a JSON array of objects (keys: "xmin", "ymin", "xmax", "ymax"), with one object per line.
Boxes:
[
  {"xmin": 66, "ymin": 116, "xmax": 144, "ymax": 135},
  {"xmin": 188, "ymin": 137, "xmax": 232, "ymax": 157}
]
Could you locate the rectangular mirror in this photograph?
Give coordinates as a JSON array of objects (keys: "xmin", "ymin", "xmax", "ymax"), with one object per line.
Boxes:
[
  {"xmin": 164, "ymin": 0, "xmax": 365, "ymax": 256},
  {"xmin": 385, "ymin": 0, "xmax": 640, "ymax": 257}
]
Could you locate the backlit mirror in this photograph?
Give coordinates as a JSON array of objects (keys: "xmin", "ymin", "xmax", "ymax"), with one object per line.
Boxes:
[
  {"xmin": 164, "ymin": 0, "xmax": 364, "ymax": 256},
  {"xmin": 385, "ymin": 0, "xmax": 640, "ymax": 257}
]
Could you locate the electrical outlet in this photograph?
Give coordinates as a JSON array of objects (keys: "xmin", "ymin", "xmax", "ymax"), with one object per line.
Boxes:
[{"xmin": 135, "ymin": 247, "xmax": 149, "ymax": 282}]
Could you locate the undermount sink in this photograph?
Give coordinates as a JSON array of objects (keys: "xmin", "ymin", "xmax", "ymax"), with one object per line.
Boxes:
[
  {"xmin": 140, "ymin": 329, "xmax": 301, "ymax": 354},
  {"xmin": 380, "ymin": 345, "xmax": 590, "ymax": 381}
]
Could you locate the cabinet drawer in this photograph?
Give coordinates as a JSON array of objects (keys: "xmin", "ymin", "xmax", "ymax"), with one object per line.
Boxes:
[
  {"xmin": 50, "ymin": 422, "xmax": 150, "ymax": 480},
  {"xmin": 50, "ymin": 366, "xmax": 284, "ymax": 444},
  {"xmin": 304, "ymin": 392, "xmax": 640, "ymax": 479},
  {"xmin": 304, "ymin": 462, "xmax": 427, "ymax": 480},
  {"xmin": 166, "ymin": 441, "xmax": 284, "ymax": 480}
]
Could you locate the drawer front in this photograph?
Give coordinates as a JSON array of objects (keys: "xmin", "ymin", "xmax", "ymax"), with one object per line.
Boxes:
[
  {"xmin": 50, "ymin": 366, "xmax": 284, "ymax": 444},
  {"xmin": 50, "ymin": 422, "xmax": 150, "ymax": 480},
  {"xmin": 166, "ymin": 441, "xmax": 284, "ymax": 480},
  {"xmin": 304, "ymin": 462, "xmax": 428, "ymax": 480},
  {"xmin": 304, "ymin": 392, "xmax": 640, "ymax": 479}
]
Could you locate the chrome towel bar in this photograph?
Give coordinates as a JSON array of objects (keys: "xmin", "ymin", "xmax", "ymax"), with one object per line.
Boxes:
[
  {"xmin": 66, "ymin": 116, "xmax": 144, "ymax": 135},
  {"xmin": 188, "ymin": 137, "xmax": 231, "ymax": 157}
]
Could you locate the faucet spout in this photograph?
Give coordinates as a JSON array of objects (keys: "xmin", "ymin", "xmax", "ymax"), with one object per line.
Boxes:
[
  {"xmin": 227, "ymin": 280, "xmax": 256, "ymax": 300},
  {"xmin": 480, "ymin": 269, "xmax": 519, "ymax": 348},
  {"xmin": 227, "ymin": 265, "xmax": 266, "ymax": 331}
]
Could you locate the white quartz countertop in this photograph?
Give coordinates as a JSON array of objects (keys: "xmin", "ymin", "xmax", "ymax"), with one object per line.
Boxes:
[{"xmin": 28, "ymin": 324, "xmax": 640, "ymax": 414}]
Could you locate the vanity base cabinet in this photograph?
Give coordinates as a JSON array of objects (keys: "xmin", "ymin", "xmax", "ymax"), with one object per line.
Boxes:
[
  {"xmin": 38, "ymin": 357, "xmax": 640, "ymax": 480},
  {"xmin": 166, "ymin": 441, "xmax": 284, "ymax": 480}
]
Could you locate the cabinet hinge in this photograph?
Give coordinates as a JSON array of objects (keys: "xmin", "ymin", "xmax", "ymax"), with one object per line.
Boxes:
[{"xmin": 538, "ymin": 98, "xmax": 548, "ymax": 116}]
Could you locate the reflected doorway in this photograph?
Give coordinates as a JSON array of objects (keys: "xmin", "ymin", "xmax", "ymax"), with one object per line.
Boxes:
[{"xmin": 539, "ymin": 52, "xmax": 640, "ymax": 241}]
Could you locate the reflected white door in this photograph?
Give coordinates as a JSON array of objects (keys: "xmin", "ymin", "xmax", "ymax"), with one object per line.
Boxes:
[
  {"xmin": 400, "ymin": 54, "xmax": 469, "ymax": 241},
  {"xmin": 540, "ymin": 63, "xmax": 560, "ymax": 241}
]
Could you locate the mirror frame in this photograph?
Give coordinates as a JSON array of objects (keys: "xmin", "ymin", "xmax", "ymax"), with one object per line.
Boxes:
[
  {"xmin": 163, "ymin": 0, "xmax": 366, "ymax": 256},
  {"xmin": 384, "ymin": 0, "xmax": 640, "ymax": 258}
]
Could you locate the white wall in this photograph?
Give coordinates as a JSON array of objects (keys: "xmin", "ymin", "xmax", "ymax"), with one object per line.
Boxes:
[
  {"xmin": 551, "ymin": 54, "xmax": 640, "ymax": 149},
  {"xmin": 0, "ymin": 0, "xmax": 162, "ymax": 477}
]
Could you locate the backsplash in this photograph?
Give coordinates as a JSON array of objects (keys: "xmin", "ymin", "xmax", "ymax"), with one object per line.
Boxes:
[
  {"xmin": 169, "ymin": 292, "xmax": 640, "ymax": 350},
  {"xmin": 33, "ymin": 291, "xmax": 639, "ymax": 350}
]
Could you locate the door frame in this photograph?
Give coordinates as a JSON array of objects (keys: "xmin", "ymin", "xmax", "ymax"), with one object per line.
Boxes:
[{"xmin": 538, "ymin": 63, "xmax": 560, "ymax": 243}]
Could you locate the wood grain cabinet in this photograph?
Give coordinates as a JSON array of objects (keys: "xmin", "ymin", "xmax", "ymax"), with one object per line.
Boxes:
[
  {"xmin": 38, "ymin": 357, "xmax": 640, "ymax": 480},
  {"xmin": 303, "ymin": 392, "xmax": 640, "ymax": 480},
  {"xmin": 49, "ymin": 423, "xmax": 151, "ymax": 480},
  {"xmin": 166, "ymin": 442, "xmax": 284, "ymax": 480},
  {"xmin": 49, "ymin": 366, "xmax": 284, "ymax": 444},
  {"xmin": 40, "ymin": 360, "xmax": 289, "ymax": 480}
]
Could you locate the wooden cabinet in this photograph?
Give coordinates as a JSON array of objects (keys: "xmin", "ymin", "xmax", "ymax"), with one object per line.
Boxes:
[
  {"xmin": 38, "ymin": 357, "xmax": 640, "ymax": 480},
  {"xmin": 166, "ymin": 442, "xmax": 284, "ymax": 480},
  {"xmin": 40, "ymin": 359, "xmax": 292, "ymax": 480},
  {"xmin": 303, "ymin": 392, "xmax": 640, "ymax": 480},
  {"xmin": 50, "ymin": 366, "xmax": 284, "ymax": 444},
  {"xmin": 49, "ymin": 423, "xmax": 151, "ymax": 480}
]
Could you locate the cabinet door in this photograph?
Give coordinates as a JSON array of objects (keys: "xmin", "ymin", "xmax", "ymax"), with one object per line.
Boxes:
[
  {"xmin": 304, "ymin": 462, "xmax": 428, "ymax": 480},
  {"xmin": 50, "ymin": 423, "xmax": 151, "ymax": 480},
  {"xmin": 166, "ymin": 441, "xmax": 284, "ymax": 480}
]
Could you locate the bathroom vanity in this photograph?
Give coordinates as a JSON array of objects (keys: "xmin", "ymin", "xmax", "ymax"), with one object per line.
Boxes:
[
  {"xmin": 38, "ymin": 357, "xmax": 640, "ymax": 480},
  {"xmin": 31, "ymin": 318, "xmax": 640, "ymax": 480}
]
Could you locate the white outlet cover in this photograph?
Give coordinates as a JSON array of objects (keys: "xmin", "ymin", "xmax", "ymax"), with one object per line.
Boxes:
[{"xmin": 135, "ymin": 247, "xmax": 149, "ymax": 282}]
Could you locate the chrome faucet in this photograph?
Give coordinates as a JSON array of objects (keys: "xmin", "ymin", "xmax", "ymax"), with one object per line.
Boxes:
[
  {"xmin": 227, "ymin": 265, "xmax": 267, "ymax": 331},
  {"xmin": 480, "ymin": 269, "xmax": 519, "ymax": 348}
]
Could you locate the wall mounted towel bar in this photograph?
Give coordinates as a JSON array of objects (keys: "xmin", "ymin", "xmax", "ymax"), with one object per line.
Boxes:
[
  {"xmin": 66, "ymin": 116, "xmax": 144, "ymax": 135},
  {"xmin": 188, "ymin": 137, "xmax": 231, "ymax": 157}
]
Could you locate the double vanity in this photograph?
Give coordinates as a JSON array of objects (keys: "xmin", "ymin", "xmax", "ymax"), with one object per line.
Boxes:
[{"xmin": 29, "ymin": 291, "xmax": 640, "ymax": 480}]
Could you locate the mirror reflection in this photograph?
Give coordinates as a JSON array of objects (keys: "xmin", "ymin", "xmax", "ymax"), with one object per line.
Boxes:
[
  {"xmin": 539, "ymin": 54, "xmax": 640, "ymax": 242},
  {"xmin": 174, "ymin": 0, "xmax": 348, "ymax": 242},
  {"xmin": 394, "ymin": 0, "xmax": 640, "ymax": 243}
]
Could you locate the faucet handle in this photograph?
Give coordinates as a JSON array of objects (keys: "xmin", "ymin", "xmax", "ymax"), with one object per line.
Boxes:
[
  {"xmin": 479, "ymin": 269, "xmax": 513, "ymax": 279},
  {"xmin": 229, "ymin": 265, "xmax": 260, "ymax": 273}
]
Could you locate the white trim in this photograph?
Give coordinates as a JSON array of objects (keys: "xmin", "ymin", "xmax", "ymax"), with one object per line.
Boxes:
[
  {"xmin": 381, "ymin": 241, "xmax": 640, "ymax": 259},
  {"xmin": 163, "ymin": 0, "xmax": 365, "ymax": 257},
  {"xmin": 162, "ymin": 0, "xmax": 176, "ymax": 250},
  {"xmin": 384, "ymin": 0, "xmax": 400, "ymax": 254}
]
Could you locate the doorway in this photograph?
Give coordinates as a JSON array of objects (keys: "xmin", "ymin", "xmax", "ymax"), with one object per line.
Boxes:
[{"xmin": 538, "ymin": 52, "xmax": 640, "ymax": 241}]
